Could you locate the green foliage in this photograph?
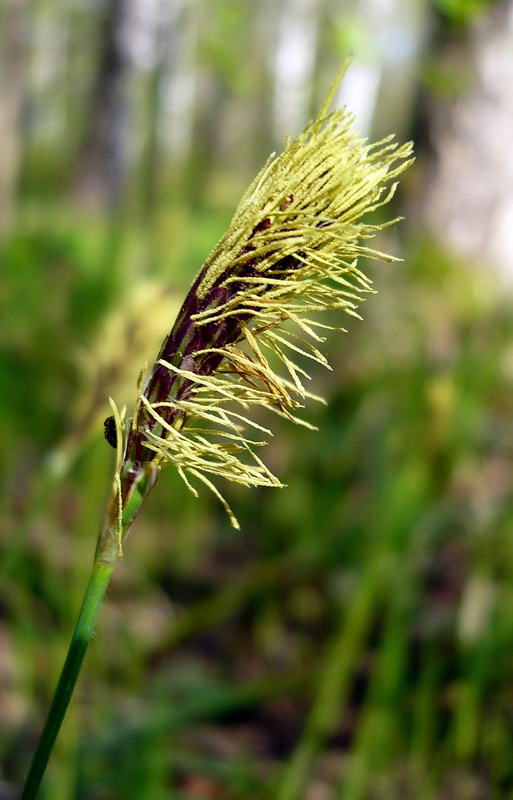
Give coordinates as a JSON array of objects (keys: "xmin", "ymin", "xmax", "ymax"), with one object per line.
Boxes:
[
  {"xmin": 419, "ymin": 61, "xmax": 473, "ymax": 98},
  {"xmin": 199, "ymin": 0, "xmax": 254, "ymax": 94},
  {"xmin": 434, "ymin": 0, "xmax": 499, "ymax": 26},
  {"xmin": 0, "ymin": 224, "xmax": 117, "ymax": 455},
  {"xmin": 5, "ymin": 204, "xmax": 513, "ymax": 798}
]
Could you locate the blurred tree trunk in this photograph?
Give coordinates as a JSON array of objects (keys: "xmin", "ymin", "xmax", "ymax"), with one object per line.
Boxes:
[
  {"xmin": 248, "ymin": 1, "xmax": 278, "ymax": 165},
  {"xmin": 334, "ymin": 0, "xmax": 430, "ymax": 139},
  {"xmin": 161, "ymin": 0, "xmax": 197, "ymax": 185},
  {"xmin": 272, "ymin": 0, "xmax": 320, "ymax": 145},
  {"xmin": 72, "ymin": 0, "xmax": 134, "ymax": 212},
  {"xmin": 420, "ymin": 0, "xmax": 513, "ymax": 282},
  {"xmin": 0, "ymin": 0, "xmax": 27, "ymax": 234},
  {"xmin": 139, "ymin": 0, "xmax": 180, "ymax": 222},
  {"xmin": 183, "ymin": 0, "xmax": 252, "ymax": 204}
]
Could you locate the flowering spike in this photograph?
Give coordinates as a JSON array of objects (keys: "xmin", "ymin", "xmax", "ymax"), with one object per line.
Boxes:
[{"xmin": 99, "ymin": 76, "xmax": 413, "ymax": 549}]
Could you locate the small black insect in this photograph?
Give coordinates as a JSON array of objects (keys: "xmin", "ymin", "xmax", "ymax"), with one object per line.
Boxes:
[{"xmin": 104, "ymin": 415, "xmax": 117, "ymax": 449}]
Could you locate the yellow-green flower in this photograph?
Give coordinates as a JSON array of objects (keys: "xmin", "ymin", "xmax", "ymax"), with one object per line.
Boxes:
[{"xmin": 102, "ymin": 71, "xmax": 413, "ymax": 554}]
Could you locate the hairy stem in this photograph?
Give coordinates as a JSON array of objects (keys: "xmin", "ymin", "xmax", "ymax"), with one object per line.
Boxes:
[{"xmin": 21, "ymin": 561, "xmax": 113, "ymax": 800}]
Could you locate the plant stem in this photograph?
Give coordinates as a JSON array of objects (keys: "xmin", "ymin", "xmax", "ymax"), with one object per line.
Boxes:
[{"xmin": 21, "ymin": 560, "xmax": 114, "ymax": 800}]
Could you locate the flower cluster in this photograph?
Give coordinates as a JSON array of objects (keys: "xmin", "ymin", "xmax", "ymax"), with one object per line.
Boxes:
[{"xmin": 100, "ymin": 75, "xmax": 413, "ymax": 556}]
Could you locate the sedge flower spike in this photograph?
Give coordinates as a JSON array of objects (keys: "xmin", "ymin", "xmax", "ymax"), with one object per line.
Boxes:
[
  {"xmin": 98, "ymin": 73, "xmax": 413, "ymax": 560},
  {"xmin": 21, "ymin": 74, "xmax": 413, "ymax": 800}
]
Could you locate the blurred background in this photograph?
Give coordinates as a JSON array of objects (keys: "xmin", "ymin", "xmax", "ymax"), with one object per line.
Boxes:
[{"xmin": 2, "ymin": 0, "xmax": 513, "ymax": 797}]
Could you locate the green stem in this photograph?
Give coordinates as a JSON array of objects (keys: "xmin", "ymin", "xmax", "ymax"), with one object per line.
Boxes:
[{"xmin": 21, "ymin": 561, "xmax": 114, "ymax": 800}]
